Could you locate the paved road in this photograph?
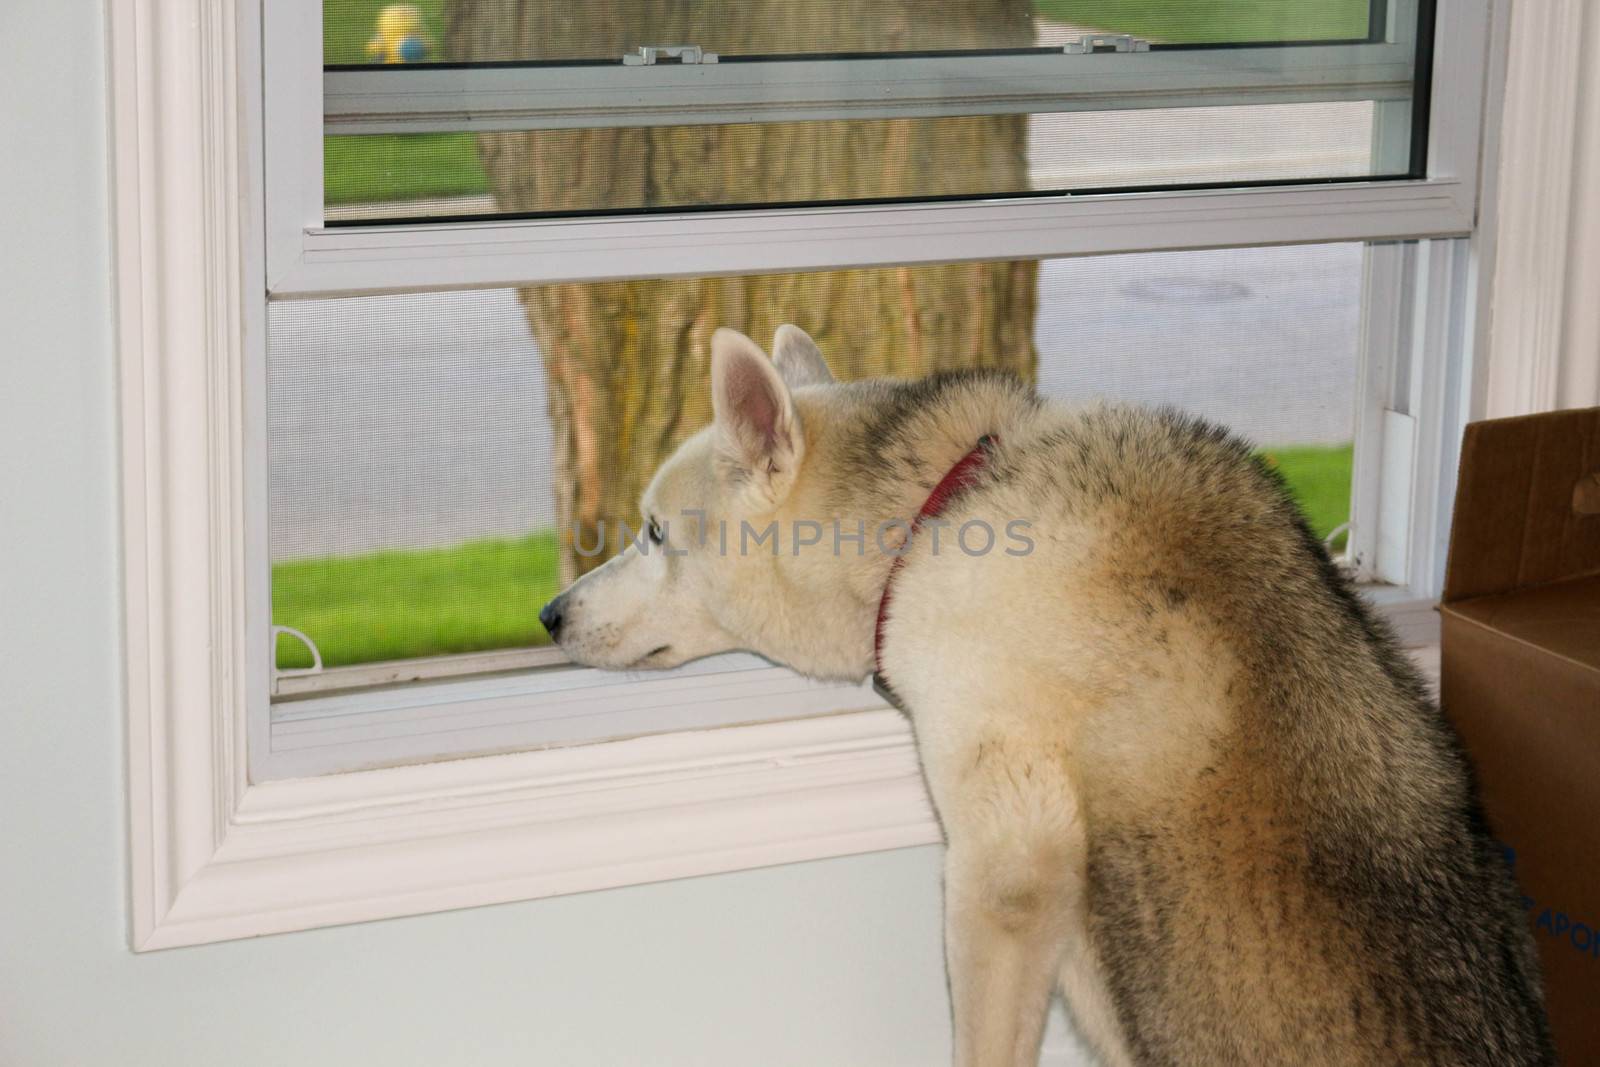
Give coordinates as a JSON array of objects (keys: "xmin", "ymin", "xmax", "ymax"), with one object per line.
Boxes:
[{"xmin": 269, "ymin": 242, "xmax": 1361, "ymax": 559}]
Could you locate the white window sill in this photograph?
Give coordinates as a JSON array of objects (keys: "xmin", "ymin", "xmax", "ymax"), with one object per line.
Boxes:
[
  {"xmin": 261, "ymin": 652, "xmax": 887, "ymax": 781},
  {"xmin": 136, "ymin": 629, "xmax": 1439, "ymax": 950}
]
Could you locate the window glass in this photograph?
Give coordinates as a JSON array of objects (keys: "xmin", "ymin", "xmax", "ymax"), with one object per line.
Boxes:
[
  {"xmin": 269, "ymin": 243, "xmax": 1361, "ymax": 675},
  {"xmin": 325, "ymin": 103, "xmax": 1378, "ymax": 223},
  {"xmin": 324, "ymin": 0, "xmax": 1381, "ymax": 68},
  {"xmin": 320, "ymin": 1, "xmax": 1423, "ymax": 223}
]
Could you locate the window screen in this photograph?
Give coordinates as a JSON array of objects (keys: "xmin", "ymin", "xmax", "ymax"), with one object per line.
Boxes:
[
  {"xmin": 320, "ymin": 0, "xmax": 1429, "ymax": 224},
  {"xmin": 327, "ymin": 0, "xmax": 1382, "ymax": 67},
  {"xmin": 325, "ymin": 102, "xmax": 1381, "ymax": 223},
  {"xmin": 269, "ymin": 243, "xmax": 1361, "ymax": 680}
]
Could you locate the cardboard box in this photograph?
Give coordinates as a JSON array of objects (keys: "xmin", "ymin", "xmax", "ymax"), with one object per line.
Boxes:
[{"xmin": 1440, "ymin": 406, "xmax": 1600, "ymax": 1064}]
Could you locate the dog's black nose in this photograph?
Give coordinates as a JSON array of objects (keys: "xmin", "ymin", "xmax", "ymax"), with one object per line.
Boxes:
[{"xmin": 539, "ymin": 596, "xmax": 565, "ymax": 642}]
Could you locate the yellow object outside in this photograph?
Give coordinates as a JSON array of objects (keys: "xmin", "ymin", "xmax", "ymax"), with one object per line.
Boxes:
[{"xmin": 364, "ymin": 4, "xmax": 435, "ymax": 64}]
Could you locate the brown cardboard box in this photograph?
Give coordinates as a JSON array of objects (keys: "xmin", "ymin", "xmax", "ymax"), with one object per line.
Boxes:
[{"xmin": 1440, "ymin": 406, "xmax": 1600, "ymax": 1064}]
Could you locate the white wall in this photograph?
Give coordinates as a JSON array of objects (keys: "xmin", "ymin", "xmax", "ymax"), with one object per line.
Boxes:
[
  {"xmin": 0, "ymin": 4, "xmax": 980, "ymax": 1065},
  {"xmin": 1483, "ymin": 0, "xmax": 1600, "ymax": 417},
  {"xmin": 1556, "ymin": 3, "xmax": 1600, "ymax": 409}
]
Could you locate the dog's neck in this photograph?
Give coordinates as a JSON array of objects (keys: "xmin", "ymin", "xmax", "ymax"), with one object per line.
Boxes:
[
  {"xmin": 837, "ymin": 372, "xmax": 1029, "ymax": 506},
  {"xmin": 808, "ymin": 371, "xmax": 1036, "ymax": 594}
]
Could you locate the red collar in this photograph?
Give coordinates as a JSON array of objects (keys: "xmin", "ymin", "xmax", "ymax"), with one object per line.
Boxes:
[{"xmin": 873, "ymin": 435, "xmax": 997, "ymax": 690}]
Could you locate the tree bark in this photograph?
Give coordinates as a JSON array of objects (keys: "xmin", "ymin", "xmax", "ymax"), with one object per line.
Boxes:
[{"xmin": 446, "ymin": 0, "xmax": 1040, "ymax": 578}]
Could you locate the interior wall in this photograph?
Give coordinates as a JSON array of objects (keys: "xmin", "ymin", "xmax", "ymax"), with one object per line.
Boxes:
[
  {"xmin": 1557, "ymin": 1, "xmax": 1600, "ymax": 408},
  {"xmin": 1484, "ymin": 0, "xmax": 1600, "ymax": 416},
  {"xmin": 0, "ymin": 4, "xmax": 1101, "ymax": 1065}
]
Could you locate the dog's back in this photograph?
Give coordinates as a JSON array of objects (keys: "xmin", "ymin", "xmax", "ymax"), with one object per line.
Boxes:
[
  {"xmin": 544, "ymin": 334, "xmax": 1553, "ymax": 1065},
  {"xmin": 873, "ymin": 381, "xmax": 1553, "ymax": 1065},
  {"xmin": 1056, "ymin": 408, "xmax": 1547, "ymax": 1063}
]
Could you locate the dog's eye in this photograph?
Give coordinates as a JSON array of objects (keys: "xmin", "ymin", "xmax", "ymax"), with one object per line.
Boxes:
[{"xmin": 647, "ymin": 517, "xmax": 664, "ymax": 545}]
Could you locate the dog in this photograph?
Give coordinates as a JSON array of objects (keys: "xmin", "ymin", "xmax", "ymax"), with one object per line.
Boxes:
[{"xmin": 539, "ymin": 325, "xmax": 1553, "ymax": 1066}]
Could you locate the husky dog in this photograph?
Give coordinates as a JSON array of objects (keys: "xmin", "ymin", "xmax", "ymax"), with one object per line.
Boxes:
[{"xmin": 539, "ymin": 326, "xmax": 1552, "ymax": 1066}]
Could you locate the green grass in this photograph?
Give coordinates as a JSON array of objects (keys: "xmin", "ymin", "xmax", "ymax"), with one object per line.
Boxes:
[
  {"xmin": 273, "ymin": 530, "xmax": 561, "ymax": 669},
  {"xmin": 1259, "ymin": 443, "xmax": 1354, "ymax": 551},
  {"xmin": 1032, "ymin": 0, "xmax": 1371, "ymax": 43},
  {"xmin": 273, "ymin": 444, "xmax": 1353, "ymax": 669},
  {"xmin": 324, "ymin": 133, "xmax": 488, "ymax": 205}
]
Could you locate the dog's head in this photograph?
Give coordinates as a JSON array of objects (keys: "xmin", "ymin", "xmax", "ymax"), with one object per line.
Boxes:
[{"xmin": 539, "ymin": 325, "xmax": 877, "ymax": 679}]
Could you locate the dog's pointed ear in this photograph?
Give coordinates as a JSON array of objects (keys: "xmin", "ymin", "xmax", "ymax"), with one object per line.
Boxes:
[
  {"xmin": 772, "ymin": 324, "xmax": 834, "ymax": 388},
  {"xmin": 711, "ymin": 327, "xmax": 803, "ymax": 504}
]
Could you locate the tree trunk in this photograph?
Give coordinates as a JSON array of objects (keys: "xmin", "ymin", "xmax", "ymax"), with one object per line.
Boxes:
[{"xmin": 446, "ymin": 1, "xmax": 1040, "ymax": 579}]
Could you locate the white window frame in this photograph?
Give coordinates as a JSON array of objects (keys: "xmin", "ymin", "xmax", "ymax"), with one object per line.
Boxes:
[{"xmin": 117, "ymin": 0, "xmax": 1557, "ymax": 949}]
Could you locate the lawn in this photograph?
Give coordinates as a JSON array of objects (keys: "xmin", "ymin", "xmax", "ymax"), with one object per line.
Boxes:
[
  {"xmin": 320, "ymin": 0, "xmax": 1373, "ymax": 207},
  {"xmin": 324, "ymin": 133, "xmax": 488, "ymax": 205},
  {"xmin": 273, "ymin": 444, "xmax": 1353, "ymax": 669},
  {"xmin": 1032, "ymin": 0, "xmax": 1371, "ymax": 43},
  {"xmin": 274, "ymin": 530, "xmax": 561, "ymax": 668},
  {"xmin": 1258, "ymin": 443, "xmax": 1353, "ymax": 551}
]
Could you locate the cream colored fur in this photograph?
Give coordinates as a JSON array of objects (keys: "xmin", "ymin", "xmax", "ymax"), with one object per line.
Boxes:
[{"xmin": 544, "ymin": 326, "xmax": 1551, "ymax": 1067}]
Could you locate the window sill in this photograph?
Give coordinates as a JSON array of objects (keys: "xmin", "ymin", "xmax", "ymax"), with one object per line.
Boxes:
[
  {"xmin": 261, "ymin": 652, "xmax": 888, "ymax": 781},
  {"xmin": 142, "ymin": 631, "xmax": 1439, "ymax": 950}
]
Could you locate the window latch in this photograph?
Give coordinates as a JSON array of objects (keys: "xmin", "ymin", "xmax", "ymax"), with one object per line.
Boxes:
[
  {"xmin": 623, "ymin": 45, "xmax": 719, "ymax": 66},
  {"xmin": 1063, "ymin": 34, "xmax": 1150, "ymax": 54},
  {"xmin": 270, "ymin": 624, "xmax": 324, "ymax": 697}
]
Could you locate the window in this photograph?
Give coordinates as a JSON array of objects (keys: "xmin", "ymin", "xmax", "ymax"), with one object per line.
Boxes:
[
  {"xmin": 253, "ymin": 0, "xmax": 1473, "ymax": 780},
  {"xmin": 114, "ymin": 0, "xmax": 1504, "ymax": 947},
  {"xmin": 317, "ymin": 0, "xmax": 1429, "ymax": 222},
  {"xmin": 266, "ymin": 0, "xmax": 1463, "ymax": 293},
  {"xmin": 268, "ymin": 242, "xmax": 1391, "ymax": 775}
]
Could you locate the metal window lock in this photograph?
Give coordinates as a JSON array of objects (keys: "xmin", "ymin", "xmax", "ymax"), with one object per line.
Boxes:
[
  {"xmin": 623, "ymin": 45, "xmax": 719, "ymax": 66},
  {"xmin": 1063, "ymin": 34, "xmax": 1150, "ymax": 55}
]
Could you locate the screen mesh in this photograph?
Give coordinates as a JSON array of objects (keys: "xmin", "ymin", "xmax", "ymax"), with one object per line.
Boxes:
[
  {"xmin": 269, "ymin": 244, "xmax": 1360, "ymax": 671},
  {"xmin": 322, "ymin": 0, "xmax": 1417, "ymax": 224},
  {"xmin": 324, "ymin": 0, "xmax": 1376, "ymax": 68}
]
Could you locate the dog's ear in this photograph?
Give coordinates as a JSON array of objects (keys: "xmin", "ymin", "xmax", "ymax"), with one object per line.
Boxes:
[
  {"xmin": 711, "ymin": 327, "xmax": 803, "ymax": 506},
  {"xmin": 772, "ymin": 324, "xmax": 834, "ymax": 388}
]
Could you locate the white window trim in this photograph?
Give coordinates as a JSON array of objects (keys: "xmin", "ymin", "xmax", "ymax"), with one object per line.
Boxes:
[
  {"xmin": 118, "ymin": 0, "xmax": 1559, "ymax": 950},
  {"xmin": 1482, "ymin": 0, "xmax": 1600, "ymax": 416},
  {"xmin": 275, "ymin": 183, "xmax": 1477, "ymax": 296}
]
